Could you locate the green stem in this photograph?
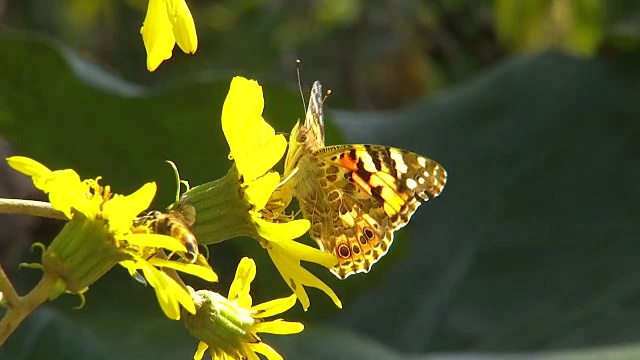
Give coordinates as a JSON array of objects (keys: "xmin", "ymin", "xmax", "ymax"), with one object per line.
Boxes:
[
  {"xmin": 0, "ymin": 198, "xmax": 66, "ymax": 220},
  {"xmin": 0, "ymin": 271, "xmax": 58, "ymax": 345},
  {"xmin": 177, "ymin": 166, "xmax": 258, "ymax": 245}
]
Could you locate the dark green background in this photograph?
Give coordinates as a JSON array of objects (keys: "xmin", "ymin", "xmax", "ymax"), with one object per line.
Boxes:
[{"xmin": 2, "ymin": 1, "xmax": 640, "ymax": 359}]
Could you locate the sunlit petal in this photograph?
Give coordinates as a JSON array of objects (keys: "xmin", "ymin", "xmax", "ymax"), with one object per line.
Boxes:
[
  {"xmin": 235, "ymin": 135, "xmax": 287, "ymax": 182},
  {"xmin": 141, "ymin": 0, "xmax": 176, "ymax": 71},
  {"xmin": 244, "ymin": 172, "xmax": 280, "ymax": 211},
  {"xmin": 103, "ymin": 182, "xmax": 157, "ymax": 232},
  {"xmin": 221, "ymin": 77, "xmax": 265, "ymax": 159},
  {"xmin": 125, "ymin": 233, "xmax": 187, "ymax": 253},
  {"xmin": 252, "ymin": 319, "xmax": 304, "ymax": 335},
  {"xmin": 268, "ymin": 235, "xmax": 337, "ymax": 268},
  {"xmin": 148, "ymin": 257, "xmax": 218, "ymax": 282},
  {"xmin": 268, "ymin": 245, "xmax": 342, "ymax": 310},
  {"xmin": 251, "ymin": 294, "xmax": 297, "ymax": 318},
  {"xmin": 228, "ymin": 257, "xmax": 256, "ymax": 308},
  {"xmin": 6, "ymin": 156, "xmax": 52, "ymax": 180},
  {"xmin": 194, "ymin": 341, "xmax": 208, "ymax": 360},
  {"xmin": 249, "ymin": 342, "xmax": 282, "ymax": 360},
  {"xmin": 167, "ymin": 0, "xmax": 198, "ymax": 53},
  {"xmin": 254, "ymin": 217, "xmax": 310, "ymax": 243}
]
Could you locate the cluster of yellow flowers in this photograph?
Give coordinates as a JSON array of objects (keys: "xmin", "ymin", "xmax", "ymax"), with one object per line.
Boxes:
[
  {"xmin": 0, "ymin": 2, "xmax": 345, "ymax": 359},
  {"xmin": 6, "ymin": 75, "xmax": 339, "ymax": 360}
]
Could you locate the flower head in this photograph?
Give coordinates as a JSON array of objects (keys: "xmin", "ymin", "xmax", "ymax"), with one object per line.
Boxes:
[
  {"xmin": 6, "ymin": 156, "xmax": 217, "ymax": 320},
  {"xmin": 221, "ymin": 77, "xmax": 341, "ymax": 310},
  {"xmin": 141, "ymin": 0, "xmax": 197, "ymax": 71},
  {"xmin": 184, "ymin": 257, "xmax": 303, "ymax": 360}
]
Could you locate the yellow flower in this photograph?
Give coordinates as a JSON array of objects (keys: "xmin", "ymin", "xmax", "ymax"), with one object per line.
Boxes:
[
  {"xmin": 221, "ymin": 77, "xmax": 341, "ymax": 310},
  {"xmin": 6, "ymin": 156, "xmax": 217, "ymax": 320},
  {"xmin": 141, "ymin": 0, "xmax": 197, "ymax": 71},
  {"xmin": 185, "ymin": 257, "xmax": 303, "ymax": 360}
]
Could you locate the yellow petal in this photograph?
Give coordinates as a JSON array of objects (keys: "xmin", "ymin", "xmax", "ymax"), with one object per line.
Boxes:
[
  {"xmin": 166, "ymin": 0, "xmax": 197, "ymax": 53},
  {"xmin": 133, "ymin": 259, "xmax": 196, "ymax": 318},
  {"xmin": 249, "ymin": 342, "xmax": 282, "ymax": 360},
  {"xmin": 235, "ymin": 134, "xmax": 287, "ymax": 182},
  {"xmin": 268, "ymin": 234, "xmax": 337, "ymax": 269},
  {"xmin": 228, "ymin": 257, "xmax": 256, "ymax": 308},
  {"xmin": 148, "ymin": 257, "xmax": 218, "ymax": 282},
  {"xmin": 244, "ymin": 172, "xmax": 279, "ymax": 210},
  {"xmin": 252, "ymin": 319, "xmax": 304, "ymax": 335},
  {"xmin": 254, "ymin": 217, "xmax": 310, "ymax": 243},
  {"xmin": 103, "ymin": 182, "xmax": 157, "ymax": 232},
  {"xmin": 194, "ymin": 341, "xmax": 208, "ymax": 360},
  {"xmin": 6, "ymin": 156, "xmax": 52, "ymax": 180},
  {"xmin": 46, "ymin": 170, "xmax": 87, "ymax": 217},
  {"xmin": 141, "ymin": 0, "xmax": 176, "ymax": 71},
  {"xmin": 125, "ymin": 233, "xmax": 187, "ymax": 253},
  {"xmin": 251, "ymin": 294, "xmax": 297, "ymax": 318},
  {"xmin": 222, "ymin": 77, "xmax": 265, "ymax": 157},
  {"xmin": 267, "ymin": 244, "xmax": 342, "ymax": 310}
]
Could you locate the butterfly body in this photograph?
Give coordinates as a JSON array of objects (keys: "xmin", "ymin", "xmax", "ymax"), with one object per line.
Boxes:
[{"xmin": 284, "ymin": 81, "xmax": 447, "ymax": 279}]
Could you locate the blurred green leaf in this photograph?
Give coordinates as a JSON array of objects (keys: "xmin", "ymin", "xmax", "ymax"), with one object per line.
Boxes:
[
  {"xmin": 330, "ymin": 45, "xmax": 640, "ymax": 354},
  {"xmin": 495, "ymin": 0, "xmax": 604, "ymax": 55}
]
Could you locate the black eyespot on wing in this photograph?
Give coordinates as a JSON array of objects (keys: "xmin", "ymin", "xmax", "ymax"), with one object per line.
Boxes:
[{"xmin": 338, "ymin": 244, "xmax": 351, "ymax": 258}]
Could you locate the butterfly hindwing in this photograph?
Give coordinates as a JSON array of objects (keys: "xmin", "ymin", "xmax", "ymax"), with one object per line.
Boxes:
[
  {"xmin": 308, "ymin": 145, "xmax": 446, "ymax": 278},
  {"xmin": 285, "ymin": 80, "xmax": 447, "ymax": 279}
]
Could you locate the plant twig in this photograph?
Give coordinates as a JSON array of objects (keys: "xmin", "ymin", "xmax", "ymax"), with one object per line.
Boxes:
[
  {"xmin": 0, "ymin": 198, "xmax": 66, "ymax": 220},
  {"xmin": 0, "ymin": 267, "xmax": 19, "ymax": 308},
  {"xmin": 0, "ymin": 271, "xmax": 58, "ymax": 345}
]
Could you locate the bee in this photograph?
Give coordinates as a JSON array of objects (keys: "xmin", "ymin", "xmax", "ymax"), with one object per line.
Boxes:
[{"xmin": 134, "ymin": 209, "xmax": 198, "ymax": 263}]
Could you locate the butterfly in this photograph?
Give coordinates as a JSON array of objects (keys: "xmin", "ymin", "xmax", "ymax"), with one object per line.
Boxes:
[{"xmin": 283, "ymin": 81, "xmax": 447, "ymax": 279}]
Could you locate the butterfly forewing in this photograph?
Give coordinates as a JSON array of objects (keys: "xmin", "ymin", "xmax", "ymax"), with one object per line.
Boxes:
[
  {"xmin": 285, "ymin": 81, "xmax": 447, "ymax": 279},
  {"xmin": 301, "ymin": 81, "xmax": 325, "ymax": 149}
]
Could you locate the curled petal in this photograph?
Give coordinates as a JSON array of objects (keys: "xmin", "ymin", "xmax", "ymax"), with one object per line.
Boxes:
[
  {"xmin": 6, "ymin": 156, "xmax": 52, "ymax": 180},
  {"xmin": 141, "ymin": 0, "xmax": 176, "ymax": 71},
  {"xmin": 253, "ymin": 217, "xmax": 310, "ymax": 243},
  {"xmin": 125, "ymin": 233, "xmax": 187, "ymax": 253},
  {"xmin": 235, "ymin": 135, "xmax": 287, "ymax": 182},
  {"xmin": 103, "ymin": 182, "xmax": 157, "ymax": 232},
  {"xmin": 244, "ymin": 172, "xmax": 280, "ymax": 210},
  {"xmin": 267, "ymin": 234, "xmax": 337, "ymax": 269},
  {"xmin": 122, "ymin": 258, "xmax": 195, "ymax": 318},
  {"xmin": 228, "ymin": 257, "xmax": 256, "ymax": 308},
  {"xmin": 168, "ymin": 0, "xmax": 198, "ymax": 54},
  {"xmin": 194, "ymin": 341, "xmax": 209, "ymax": 360},
  {"xmin": 222, "ymin": 77, "xmax": 265, "ymax": 157},
  {"xmin": 249, "ymin": 342, "xmax": 283, "ymax": 360},
  {"xmin": 148, "ymin": 258, "xmax": 218, "ymax": 282},
  {"xmin": 251, "ymin": 294, "xmax": 297, "ymax": 319},
  {"xmin": 252, "ymin": 319, "xmax": 304, "ymax": 335},
  {"xmin": 267, "ymin": 244, "xmax": 342, "ymax": 310}
]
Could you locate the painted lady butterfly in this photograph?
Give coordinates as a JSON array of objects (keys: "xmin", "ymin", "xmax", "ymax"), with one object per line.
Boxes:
[{"xmin": 283, "ymin": 81, "xmax": 447, "ymax": 279}]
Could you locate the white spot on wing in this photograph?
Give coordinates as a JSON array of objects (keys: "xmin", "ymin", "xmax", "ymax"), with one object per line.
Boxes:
[
  {"xmin": 390, "ymin": 152, "xmax": 408, "ymax": 173},
  {"xmin": 418, "ymin": 157, "xmax": 427, "ymax": 167},
  {"xmin": 406, "ymin": 178, "xmax": 418, "ymax": 190},
  {"xmin": 360, "ymin": 151, "xmax": 377, "ymax": 172}
]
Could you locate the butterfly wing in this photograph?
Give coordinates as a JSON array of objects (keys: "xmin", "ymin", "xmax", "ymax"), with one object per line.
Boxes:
[
  {"xmin": 298, "ymin": 144, "xmax": 447, "ymax": 279},
  {"xmin": 285, "ymin": 80, "xmax": 447, "ymax": 279}
]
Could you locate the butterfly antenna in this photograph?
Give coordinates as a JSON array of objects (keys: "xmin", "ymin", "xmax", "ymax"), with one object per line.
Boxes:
[
  {"xmin": 296, "ymin": 59, "xmax": 306, "ymax": 111},
  {"xmin": 323, "ymin": 88, "xmax": 332, "ymax": 105}
]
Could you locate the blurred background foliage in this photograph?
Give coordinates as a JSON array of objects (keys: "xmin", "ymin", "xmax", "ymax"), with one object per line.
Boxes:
[{"xmin": 1, "ymin": 0, "xmax": 640, "ymax": 359}]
